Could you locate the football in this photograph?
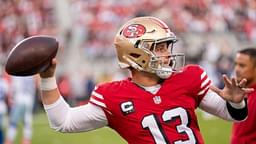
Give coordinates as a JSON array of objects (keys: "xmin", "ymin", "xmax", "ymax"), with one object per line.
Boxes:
[{"xmin": 5, "ymin": 35, "xmax": 59, "ymax": 76}]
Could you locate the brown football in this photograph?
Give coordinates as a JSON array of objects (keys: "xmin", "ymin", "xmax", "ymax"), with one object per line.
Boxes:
[{"xmin": 5, "ymin": 35, "xmax": 59, "ymax": 76}]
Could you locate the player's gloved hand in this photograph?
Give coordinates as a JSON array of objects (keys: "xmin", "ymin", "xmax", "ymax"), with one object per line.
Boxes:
[
  {"xmin": 210, "ymin": 74, "xmax": 254, "ymax": 103},
  {"xmin": 39, "ymin": 58, "xmax": 57, "ymax": 78}
]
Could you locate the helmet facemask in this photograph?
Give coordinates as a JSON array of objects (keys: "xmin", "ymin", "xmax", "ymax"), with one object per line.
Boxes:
[{"xmin": 145, "ymin": 40, "xmax": 185, "ymax": 79}]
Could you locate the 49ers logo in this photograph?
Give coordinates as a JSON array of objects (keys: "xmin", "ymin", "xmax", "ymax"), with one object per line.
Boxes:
[{"xmin": 123, "ymin": 24, "xmax": 146, "ymax": 38}]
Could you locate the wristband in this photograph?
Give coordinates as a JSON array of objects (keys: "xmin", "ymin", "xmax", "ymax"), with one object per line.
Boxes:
[
  {"xmin": 229, "ymin": 100, "xmax": 246, "ymax": 109},
  {"xmin": 40, "ymin": 77, "xmax": 57, "ymax": 91}
]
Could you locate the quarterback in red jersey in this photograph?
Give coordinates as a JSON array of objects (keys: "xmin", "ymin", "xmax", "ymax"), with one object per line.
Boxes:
[
  {"xmin": 39, "ymin": 17, "xmax": 253, "ymax": 144},
  {"xmin": 231, "ymin": 48, "xmax": 256, "ymax": 144},
  {"xmin": 90, "ymin": 65, "xmax": 210, "ymax": 144}
]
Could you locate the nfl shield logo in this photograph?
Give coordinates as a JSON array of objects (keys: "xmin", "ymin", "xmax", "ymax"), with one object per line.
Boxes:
[{"xmin": 153, "ymin": 96, "xmax": 161, "ymax": 104}]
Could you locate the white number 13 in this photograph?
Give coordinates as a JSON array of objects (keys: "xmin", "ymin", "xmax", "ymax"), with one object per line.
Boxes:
[{"xmin": 141, "ymin": 107, "xmax": 196, "ymax": 144}]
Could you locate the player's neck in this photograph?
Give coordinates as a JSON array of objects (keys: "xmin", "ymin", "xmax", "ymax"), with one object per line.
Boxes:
[{"xmin": 131, "ymin": 70, "xmax": 161, "ymax": 87}]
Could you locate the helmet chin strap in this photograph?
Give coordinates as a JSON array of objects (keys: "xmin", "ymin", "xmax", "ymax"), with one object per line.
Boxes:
[{"xmin": 156, "ymin": 67, "xmax": 173, "ymax": 79}]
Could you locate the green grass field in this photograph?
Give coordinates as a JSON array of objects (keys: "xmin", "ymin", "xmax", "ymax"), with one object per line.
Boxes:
[{"xmin": 12, "ymin": 110, "xmax": 232, "ymax": 144}]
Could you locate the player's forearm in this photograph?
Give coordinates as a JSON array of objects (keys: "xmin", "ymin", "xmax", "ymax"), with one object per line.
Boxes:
[
  {"xmin": 41, "ymin": 88, "xmax": 60, "ymax": 105},
  {"xmin": 44, "ymin": 96, "xmax": 108, "ymax": 133},
  {"xmin": 40, "ymin": 77, "xmax": 60, "ymax": 105},
  {"xmin": 199, "ymin": 89, "xmax": 247, "ymax": 121},
  {"xmin": 40, "ymin": 77, "xmax": 108, "ymax": 133}
]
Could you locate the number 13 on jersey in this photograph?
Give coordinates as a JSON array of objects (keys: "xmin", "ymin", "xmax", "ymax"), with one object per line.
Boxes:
[{"xmin": 141, "ymin": 107, "xmax": 197, "ymax": 144}]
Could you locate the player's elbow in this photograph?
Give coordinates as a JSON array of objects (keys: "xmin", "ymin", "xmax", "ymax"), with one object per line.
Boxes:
[
  {"xmin": 52, "ymin": 126, "xmax": 74, "ymax": 133},
  {"xmin": 49, "ymin": 111, "xmax": 77, "ymax": 133}
]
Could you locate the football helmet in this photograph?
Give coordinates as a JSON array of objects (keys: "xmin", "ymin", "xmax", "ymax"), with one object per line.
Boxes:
[{"xmin": 114, "ymin": 16, "xmax": 185, "ymax": 79}]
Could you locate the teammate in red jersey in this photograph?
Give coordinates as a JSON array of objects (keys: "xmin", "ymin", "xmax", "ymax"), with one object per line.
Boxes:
[
  {"xmin": 39, "ymin": 17, "xmax": 254, "ymax": 144},
  {"xmin": 231, "ymin": 48, "xmax": 256, "ymax": 144}
]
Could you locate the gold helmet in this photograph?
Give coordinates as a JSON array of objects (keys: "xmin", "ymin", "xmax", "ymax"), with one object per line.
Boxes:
[{"xmin": 114, "ymin": 16, "xmax": 184, "ymax": 79}]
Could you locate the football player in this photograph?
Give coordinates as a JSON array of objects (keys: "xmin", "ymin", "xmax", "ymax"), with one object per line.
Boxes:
[
  {"xmin": 0, "ymin": 66, "xmax": 9, "ymax": 144},
  {"xmin": 39, "ymin": 17, "xmax": 254, "ymax": 144},
  {"xmin": 5, "ymin": 76, "xmax": 36, "ymax": 144}
]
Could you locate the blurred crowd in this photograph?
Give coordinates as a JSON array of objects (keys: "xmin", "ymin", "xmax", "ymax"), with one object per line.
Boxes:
[
  {"xmin": 70, "ymin": 0, "xmax": 256, "ymax": 51},
  {"xmin": 0, "ymin": 0, "xmax": 256, "ymax": 106},
  {"xmin": 0, "ymin": 0, "xmax": 57, "ymax": 59},
  {"xmin": 1, "ymin": 0, "xmax": 256, "ymax": 54}
]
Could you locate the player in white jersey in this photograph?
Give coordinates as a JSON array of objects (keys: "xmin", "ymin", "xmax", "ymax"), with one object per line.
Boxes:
[
  {"xmin": 4, "ymin": 76, "xmax": 36, "ymax": 144},
  {"xmin": 0, "ymin": 67, "xmax": 9, "ymax": 144}
]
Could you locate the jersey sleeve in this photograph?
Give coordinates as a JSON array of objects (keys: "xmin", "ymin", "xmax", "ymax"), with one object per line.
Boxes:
[
  {"xmin": 89, "ymin": 84, "xmax": 112, "ymax": 114},
  {"xmin": 187, "ymin": 65, "xmax": 212, "ymax": 104},
  {"xmin": 197, "ymin": 68, "xmax": 212, "ymax": 98}
]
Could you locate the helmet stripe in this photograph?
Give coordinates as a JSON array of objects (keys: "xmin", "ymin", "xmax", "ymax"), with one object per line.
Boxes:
[{"xmin": 150, "ymin": 17, "xmax": 171, "ymax": 33}]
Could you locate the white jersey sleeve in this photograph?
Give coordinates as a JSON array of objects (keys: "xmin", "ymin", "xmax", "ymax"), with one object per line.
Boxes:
[
  {"xmin": 199, "ymin": 89, "xmax": 246, "ymax": 121},
  {"xmin": 44, "ymin": 96, "xmax": 108, "ymax": 133}
]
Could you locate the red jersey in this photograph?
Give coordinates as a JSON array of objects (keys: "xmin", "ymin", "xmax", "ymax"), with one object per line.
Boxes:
[
  {"xmin": 89, "ymin": 65, "xmax": 211, "ymax": 144},
  {"xmin": 231, "ymin": 83, "xmax": 256, "ymax": 144}
]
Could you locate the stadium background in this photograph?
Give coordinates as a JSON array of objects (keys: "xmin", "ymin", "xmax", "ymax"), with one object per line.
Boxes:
[{"xmin": 0, "ymin": 0, "xmax": 256, "ymax": 143}]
